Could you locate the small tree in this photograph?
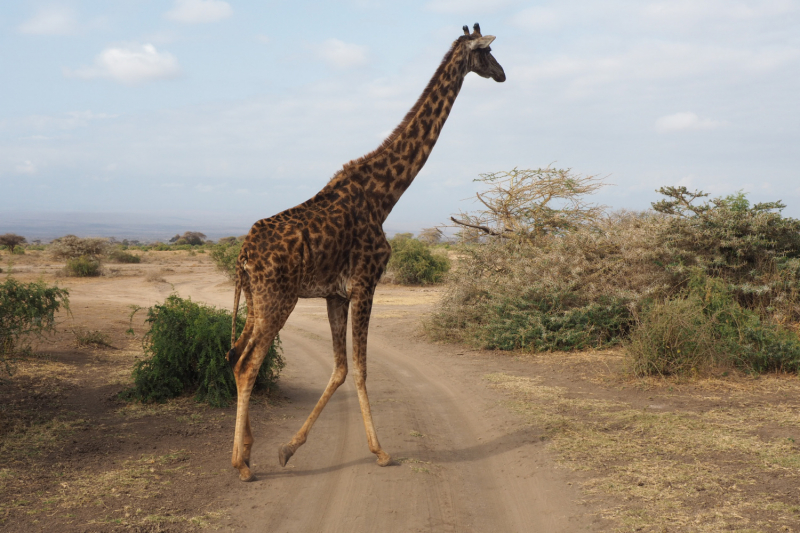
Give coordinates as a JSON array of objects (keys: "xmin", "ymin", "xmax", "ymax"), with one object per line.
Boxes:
[
  {"xmin": 0, "ymin": 234, "xmax": 26, "ymax": 254},
  {"xmin": 418, "ymin": 227, "xmax": 444, "ymax": 245},
  {"xmin": 50, "ymin": 235, "xmax": 111, "ymax": 260},
  {"xmin": 1, "ymin": 278, "xmax": 69, "ymax": 375},
  {"xmin": 50, "ymin": 235, "xmax": 110, "ymax": 277},
  {"xmin": 170, "ymin": 231, "xmax": 207, "ymax": 246},
  {"xmin": 450, "ymin": 167, "xmax": 607, "ymax": 241}
]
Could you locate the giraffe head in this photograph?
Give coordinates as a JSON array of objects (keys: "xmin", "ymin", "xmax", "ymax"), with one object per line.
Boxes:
[{"xmin": 460, "ymin": 23, "xmax": 505, "ymax": 82}]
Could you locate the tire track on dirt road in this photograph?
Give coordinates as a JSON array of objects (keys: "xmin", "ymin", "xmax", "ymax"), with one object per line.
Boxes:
[{"xmin": 173, "ymin": 277, "xmax": 591, "ymax": 532}]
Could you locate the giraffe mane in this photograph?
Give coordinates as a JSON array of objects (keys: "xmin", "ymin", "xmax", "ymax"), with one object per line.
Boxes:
[{"xmin": 331, "ymin": 36, "xmax": 470, "ymax": 179}]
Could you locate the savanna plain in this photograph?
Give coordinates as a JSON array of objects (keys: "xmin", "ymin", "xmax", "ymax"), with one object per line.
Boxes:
[{"xmin": 1, "ymin": 248, "xmax": 799, "ymax": 532}]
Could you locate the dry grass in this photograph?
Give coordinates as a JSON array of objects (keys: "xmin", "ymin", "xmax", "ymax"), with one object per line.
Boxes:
[
  {"xmin": 1, "ymin": 449, "xmax": 226, "ymax": 529},
  {"xmin": 486, "ymin": 372, "xmax": 800, "ymax": 531},
  {"xmin": 0, "ymin": 415, "xmax": 89, "ymax": 459},
  {"xmin": 145, "ymin": 269, "xmax": 167, "ymax": 283},
  {"xmin": 72, "ymin": 327, "xmax": 113, "ymax": 348}
]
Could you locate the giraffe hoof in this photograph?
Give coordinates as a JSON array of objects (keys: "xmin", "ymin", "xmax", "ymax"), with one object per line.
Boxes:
[
  {"xmin": 278, "ymin": 444, "xmax": 294, "ymax": 467},
  {"xmin": 376, "ymin": 453, "xmax": 392, "ymax": 467},
  {"xmin": 239, "ymin": 468, "xmax": 256, "ymax": 482}
]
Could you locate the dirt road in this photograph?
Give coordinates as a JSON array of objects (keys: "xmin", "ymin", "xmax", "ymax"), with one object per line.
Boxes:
[
  {"xmin": 166, "ymin": 274, "xmax": 593, "ymax": 532},
  {"xmin": 2, "ymin": 255, "xmax": 594, "ymax": 532}
]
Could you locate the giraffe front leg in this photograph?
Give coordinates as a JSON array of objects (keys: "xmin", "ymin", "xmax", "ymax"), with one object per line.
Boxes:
[
  {"xmin": 279, "ymin": 296, "xmax": 349, "ymax": 466},
  {"xmin": 351, "ymin": 291, "xmax": 392, "ymax": 467}
]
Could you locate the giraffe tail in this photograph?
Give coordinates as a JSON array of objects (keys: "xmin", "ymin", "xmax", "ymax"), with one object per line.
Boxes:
[{"xmin": 227, "ymin": 273, "xmax": 242, "ymax": 369}]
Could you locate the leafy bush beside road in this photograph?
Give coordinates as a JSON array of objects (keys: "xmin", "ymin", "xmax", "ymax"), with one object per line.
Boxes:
[{"xmin": 122, "ymin": 295, "xmax": 283, "ymax": 407}]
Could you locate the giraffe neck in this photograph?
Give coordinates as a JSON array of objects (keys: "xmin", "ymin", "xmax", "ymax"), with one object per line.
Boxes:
[{"xmin": 337, "ymin": 42, "xmax": 470, "ymax": 223}]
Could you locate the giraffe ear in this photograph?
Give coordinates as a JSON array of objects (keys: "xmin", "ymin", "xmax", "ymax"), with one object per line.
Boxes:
[{"xmin": 466, "ymin": 36, "xmax": 495, "ymax": 50}]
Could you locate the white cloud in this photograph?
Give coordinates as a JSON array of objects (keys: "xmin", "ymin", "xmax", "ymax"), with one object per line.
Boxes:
[
  {"xmin": 655, "ymin": 112, "xmax": 723, "ymax": 133},
  {"xmin": 165, "ymin": 0, "xmax": 232, "ymax": 24},
  {"xmin": 255, "ymin": 35, "xmax": 270, "ymax": 44},
  {"xmin": 16, "ymin": 160, "xmax": 37, "ymax": 175},
  {"xmin": 317, "ymin": 39, "xmax": 368, "ymax": 69},
  {"xmin": 67, "ymin": 44, "xmax": 181, "ymax": 85},
  {"xmin": 19, "ymin": 6, "xmax": 78, "ymax": 35}
]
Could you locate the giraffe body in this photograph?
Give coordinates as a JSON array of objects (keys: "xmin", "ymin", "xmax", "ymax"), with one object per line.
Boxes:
[{"xmin": 227, "ymin": 24, "xmax": 505, "ymax": 482}]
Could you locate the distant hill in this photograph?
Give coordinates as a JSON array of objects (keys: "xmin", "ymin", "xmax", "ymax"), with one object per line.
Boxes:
[
  {"xmin": 0, "ymin": 211, "xmax": 430, "ymax": 242},
  {"xmin": 0, "ymin": 211, "xmax": 252, "ymax": 242}
]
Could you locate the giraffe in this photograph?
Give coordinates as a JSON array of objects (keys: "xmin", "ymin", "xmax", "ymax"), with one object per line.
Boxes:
[{"xmin": 226, "ymin": 23, "xmax": 505, "ymax": 482}]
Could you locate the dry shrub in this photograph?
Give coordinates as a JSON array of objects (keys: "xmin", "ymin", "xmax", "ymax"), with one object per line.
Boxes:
[
  {"xmin": 628, "ymin": 274, "xmax": 800, "ymax": 376},
  {"xmin": 431, "ymin": 171, "xmax": 800, "ymax": 364},
  {"xmin": 145, "ymin": 270, "xmax": 167, "ymax": 283},
  {"xmin": 430, "ymin": 210, "xmax": 677, "ymax": 351},
  {"xmin": 627, "ymin": 297, "xmax": 721, "ymax": 376},
  {"xmin": 50, "ymin": 235, "xmax": 110, "ymax": 260},
  {"xmin": 51, "ymin": 235, "xmax": 110, "ymax": 277}
]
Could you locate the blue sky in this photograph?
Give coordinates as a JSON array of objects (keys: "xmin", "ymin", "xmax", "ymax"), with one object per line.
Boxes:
[{"xmin": 2, "ymin": 0, "xmax": 799, "ymax": 239}]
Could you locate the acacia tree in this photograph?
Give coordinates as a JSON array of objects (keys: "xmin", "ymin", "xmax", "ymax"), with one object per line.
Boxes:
[
  {"xmin": 450, "ymin": 167, "xmax": 607, "ymax": 241},
  {"xmin": 0, "ymin": 233, "xmax": 26, "ymax": 253},
  {"xmin": 49, "ymin": 235, "xmax": 110, "ymax": 260},
  {"xmin": 418, "ymin": 227, "xmax": 444, "ymax": 245},
  {"xmin": 171, "ymin": 231, "xmax": 207, "ymax": 245}
]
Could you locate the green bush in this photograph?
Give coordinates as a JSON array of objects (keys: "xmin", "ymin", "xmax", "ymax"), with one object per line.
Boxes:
[
  {"xmin": 65, "ymin": 256, "xmax": 102, "ymax": 277},
  {"xmin": 386, "ymin": 237, "xmax": 450, "ymax": 285},
  {"xmin": 628, "ymin": 273, "xmax": 800, "ymax": 376},
  {"xmin": 210, "ymin": 240, "xmax": 242, "ymax": 280},
  {"xmin": 108, "ymin": 249, "xmax": 141, "ymax": 263},
  {"xmin": 0, "ymin": 277, "xmax": 69, "ymax": 374},
  {"xmin": 480, "ymin": 293, "xmax": 632, "ymax": 351},
  {"xmin": 122, "ymin": 295, "xmax": 283, "ymax": 407},
  {"xmin": 653, "ymin": 187, "xmax": 800, "ymax": 321}
]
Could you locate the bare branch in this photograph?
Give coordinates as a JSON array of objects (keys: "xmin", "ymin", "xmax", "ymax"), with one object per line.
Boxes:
[{"xmin": 450, "ymin": 217, "xmax": 509, "ymax": 236}]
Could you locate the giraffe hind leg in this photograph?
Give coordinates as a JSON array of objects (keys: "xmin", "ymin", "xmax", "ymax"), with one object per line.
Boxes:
[
  {"xmin": 229, "ymin": 285, "xmax": 256, "ymax": 369},
  {"xmin": 231, "ymin": 295, "xmax": 297, "ymax": 482}
]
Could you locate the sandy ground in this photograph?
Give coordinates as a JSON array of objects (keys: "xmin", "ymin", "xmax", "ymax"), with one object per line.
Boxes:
[
  {"xmin": 1, "ymin": 251, "xmax": 599, "ymax": 532},
  {"xmin": 5, "ymin": 250, "xmax": 798, "ymax": 532}
]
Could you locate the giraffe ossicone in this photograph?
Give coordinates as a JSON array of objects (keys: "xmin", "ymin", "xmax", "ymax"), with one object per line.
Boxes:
[{"xmin": 226, "ymin": 23, "xmax": 505, "ymax": 482}]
